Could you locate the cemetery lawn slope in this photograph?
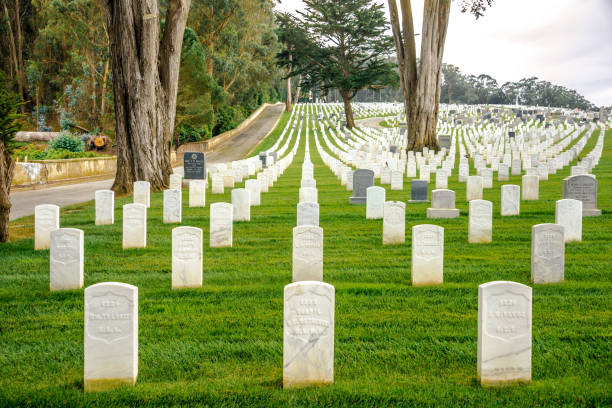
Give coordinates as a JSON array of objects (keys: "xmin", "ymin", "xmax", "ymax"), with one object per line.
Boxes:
[{"xmin": 0, "ymin": 122, "xmax": 610, "ymax": 407}]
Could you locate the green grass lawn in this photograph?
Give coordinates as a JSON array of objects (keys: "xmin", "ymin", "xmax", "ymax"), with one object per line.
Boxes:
[{"xmin": 0, "ymin": 117, "xmax": 610, "ymax": 407}]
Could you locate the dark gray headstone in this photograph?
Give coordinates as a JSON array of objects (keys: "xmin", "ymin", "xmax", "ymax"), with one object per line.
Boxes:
[
  {"xmin": 409, "ymin": 180, "xmax": 429, "ymax": 202},
  {"xmin": 349, "ymin": 169, "xmax": 374, "ymax": 205},
  {"xmin": 183, "ymin": 152, "xmax": 206, "ymax": 179},
  {"xmin": 259, "ymin": 152, "xmax": 268, "ymax": 168},
  {"xmin": 508, "ymin": 131, "xmax": 516, "ymax": 138},
  {"xmin": 562, "ymin": 175, "xmax": 601, "ymax": 216},
  {"xmin": 270, "ymin": 152, "xmax": 278, "ymax": 162},
  {"xmin": 390, "ymin": 145, "xmax": 398, "ymax": 154},
  {"xmin": 438, "ymin": 135, "xmax": 451, "ymax": 149}
]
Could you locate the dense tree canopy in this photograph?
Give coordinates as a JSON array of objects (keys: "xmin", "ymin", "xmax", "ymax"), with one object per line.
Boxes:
[{"xmin": 278, "ymin": 0, "xmax": 397, "ymax": 127}]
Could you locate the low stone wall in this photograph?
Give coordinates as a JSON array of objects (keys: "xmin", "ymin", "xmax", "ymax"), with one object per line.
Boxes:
[
  {"xmin": 12, "ymin": 151, "xmax": 178, "ymax": 187},
  {"xmin": 178, "ymin": 102, "xmax": 282, "ymax": 153}
]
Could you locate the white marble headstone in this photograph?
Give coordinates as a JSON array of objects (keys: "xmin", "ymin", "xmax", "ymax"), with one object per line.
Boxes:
[
  {"xmin": 35, "ymin": 204, "xmax": 59, "ymax": 250},
  {"xmin": 383, "ymin": 201, "xmax": 405, "ymax": 245},
  {"xmin": 292, "ymin": 226, "xmax": 323, "ymax": 281},
  {"xmin": 172, "ymin": 226, "xmax": 203, "ymax": 288},
  {"xmin": 95, "ymin": 190, "xmax": 114, "ymax": 225},
  {"xmin": 210, "ymin": 203, "xmax": 233, "ymax": 248},
  {"xmin": 122, "ymin": 203, "xmax": 146, "ymax": 249},
  {"xmin": 412, "ymin": 224, "xmax": 444, "ymax": 286},
  {"xmin": 50, "ymin": 228, "xmax": 84, "ymax": 291}
]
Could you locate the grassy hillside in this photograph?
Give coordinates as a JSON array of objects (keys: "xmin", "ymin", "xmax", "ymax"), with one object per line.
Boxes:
[{"xmin": 0, "ymin": 119, "xmax": 610, "ymax": 407}]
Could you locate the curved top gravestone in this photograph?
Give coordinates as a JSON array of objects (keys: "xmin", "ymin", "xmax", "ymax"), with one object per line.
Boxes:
[
  {"xmin": 349, "ymin": 169, "xmax": 374, "ymax": 205},
  {"xmin": 562, "ymin": 175, "xmax": 600, "ymax": 216}
]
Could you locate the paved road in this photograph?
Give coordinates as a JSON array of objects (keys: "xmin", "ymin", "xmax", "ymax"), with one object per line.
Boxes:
[
  {"xmin": 355, "ymin": 116, "xmax": 387, "ymax": 130},
  {"xmin": 9, "ymin": 104, "xmax": 284, "ymax": 221}
]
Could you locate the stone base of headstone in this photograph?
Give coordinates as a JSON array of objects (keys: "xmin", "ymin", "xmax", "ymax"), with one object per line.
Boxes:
[
  {"xmin": 426, "ymin": 208, "xmax": 459, "ymax": 218},
  {"xmin": 349, "ymin": 197, "xmax": 366, "ymax": 205},
  {"xmin": 583, "ymin": 208, "xmax": 601, "ymax": 217}
]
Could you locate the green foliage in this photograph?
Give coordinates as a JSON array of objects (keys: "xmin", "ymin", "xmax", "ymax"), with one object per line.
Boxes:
[
  {"xmin": 48, "ymin": 131, "xmax": 84, "ymax": 152},
  {"xmin": 174, "ymin": 124, "xmax": 212, "ymax": 146},
  {"xmin": 0, "ymin": 88, "xmax": 23, "ymax": 153},
  {"xmin": 12, "ymin": 143, "xmax": 105, "ymax": 161},
  {"xmin": 280, "ymin": 0, "xmax": 398, "ymax": 99},
  {"xmin": 213, "ymin": 106, "xmax": 237, "ymax": 135},
  {"xmin": 440, "ymin": 64, "xmax": 597, "ymax": 109}
]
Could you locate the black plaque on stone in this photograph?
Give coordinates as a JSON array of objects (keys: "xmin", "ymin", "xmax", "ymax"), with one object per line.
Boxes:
[
  {"xmin": 390, "ymin": 145, "xmax": 398, "ymax": 154},
  {"xmin": 508, "ymin": 131, "xmax": 516, "ymax": 138},
  {"xmin": 184, "ymin": 152, "xmax": 206, "ymax": 179},
  {"xmin": 409, "ymin": 180, "xmax": 429, "ymax": 202},
  {"xmin": 259, "ymin": 152, "xmax": 267, "ymax": 168},
  {"xmin": 349, "ymin": 169, "xmax": 374, "ymax": 205}
]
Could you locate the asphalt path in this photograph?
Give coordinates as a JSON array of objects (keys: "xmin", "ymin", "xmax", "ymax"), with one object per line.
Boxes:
[{"xmin": 9, "ymin": 104, "xmax": 284, "ymax": 221}]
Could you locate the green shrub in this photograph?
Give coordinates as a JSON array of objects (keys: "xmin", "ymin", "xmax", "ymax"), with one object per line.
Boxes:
[
  {"xmin": 174, "ymin": 124, "xmax": 211, "ymax": 146},
  {"xmin": 13, "ymin": 144, "xmax": 106, "ymax": 161},
  {"xmin": 49, "ymin": 131, "xmax": 84, "ymax": 152},
  {"xmin": 213, "ymin": 106, "xmax": 237, "ymax": 135}
]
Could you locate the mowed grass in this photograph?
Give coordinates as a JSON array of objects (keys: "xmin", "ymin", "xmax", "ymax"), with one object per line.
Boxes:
[{"xmin": 0, "ymin": 115, "xmax": 611, "ymax": 407}]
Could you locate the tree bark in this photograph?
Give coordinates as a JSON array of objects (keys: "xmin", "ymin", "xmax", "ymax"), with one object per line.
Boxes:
[
  {"xmin": 3, "ymin": 2, "xmax": 23, "ymax": 112},
  {"xmin": 0, "ymin": 144, "xmax": 15, "ymax": 242},
  {"xmin": 389, "ymin": 0, "xmax": 449, "ymax": 152},
  {"xmin": 102, "ymin": 0, "xmax": 190, "ymax": 194},
  {"xmin": 340, "ymin": 90, "xmax": 355, "ymax": 128},
  {"xmin": 100, "ymin": 59, "xmax": 109, "ymax": 116},
  {"xmin": 293, "ymin": 74, "xmax": 302, "ymax": 105},
  {"xmin": 285, "ymin": 53, "xmax": 293, "ymax": 112}
]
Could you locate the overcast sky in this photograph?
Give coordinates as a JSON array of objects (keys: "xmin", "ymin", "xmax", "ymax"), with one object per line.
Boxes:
[{"xmin": 275, "ymin": 0, "xmax": 612, "ymax": 107}]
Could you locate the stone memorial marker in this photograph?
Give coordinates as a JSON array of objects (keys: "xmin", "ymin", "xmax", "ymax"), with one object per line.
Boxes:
[
  {"xmin": 521, "ymin": 175, "xmax": 539, "ymax": 200},
  {"xmin": 163, "ymin": 189, "xmax": 182, "ymax": 224},
  {"xmin": 498, "ymin": 164, "xmax": 509, "ymax": 181},
  {"xmin": 555, "ymin": 199, "xmax": 582, "ymax": 242},
  {"xmin": 297, "ymin": 202, "xmax": 319, "ymax": 226},
  {"xmin": 501, "ymin": 185, "xmax": 520, "ymax": 216},
  {"xmin": 232, "ymin": 188, "xmax": 251, "ymax": 222},
  {"xmin": 366, "ymin": 186, "xmax": 385, "ymax": 219},
  {"xmin": 466, "ymin": 176, "xmax": 483, "ymax": 201},
  {"xmin": 531, "ymin": 223, "xmax": 565, "ymax": 284},
  {"xmin": 211, "ymin": 174, "xmax": 224, "ymax": 194},
  {"xmin": 427, "ymin": 189, "xmax": 459, "ymax": 218},
  {"xmin": 189, "ymin": 180, "xmax": 206, "ymax": 207},
  {"xmin": 223, "ymin": 173, "xmax": 235, "ymax": 189},
  {"xmin": 122, "ymin": 203, "xmax": 146, "ymax": 249},
  {"xmin": 172, "ymin": 226, "xmax": 203, "ymax": 289},
  {"xmin": 299, "ymin": 187, "xmax": 318, "ymax": 204},
  {"xmin": 183, "ymin": 152, "xmax": 206, "ymax": 180},
  {"xmin": 562, "ymin": 175, "xmax": 601, "ymax": 216},
  {"xmin": 283, "ymin": 281, "xmax": 334, "ymax": 388},
  {"xmin": 390, "ymin": 170, "xmax": 403, "ymax": 190},
  {"xmin": 438, "ymin": 135, "xmax": 451, "ymax": 149},
  {"xmin": 380, "ymin": 167, "xmax": 391, "ymax": 185},
  {"xmin": 482, "ymin": 168, "xmax": 493, "ymax": 188},
  {"xmin": 292, "ymin": 225, "xmax": 323, "ymax": 281},
  {"xmin": 511, "ymin": 159, "xmax": 521, "ymax": 176},
  {"xmin": 258, "ymin": 172, "xmax": 268, "ymax": 193},
  {"xmin": 95, "ymin": 190, "xmax": 114, "ymax": 225},
  {"xmin": 459, "ymin": 164, "xmax": 469, "ymax": 182},
  {"xmin": 435, "ymin": 169, "xmax": 448, "ymax": 189},
  {"xmin": 169, "ymin": 174, "xmax": 183, "ymax": 191},
  {"xmin": 409, "ymin": 180, "xmax": 429, "ymax": 202},
  {"xmin": 412, "ymin": 224, "xmax": 444, "ymax": 286},
  {"xmin": 84, "ymin": 282, "xmax": 138, "ymax": 391},
  {"xmin": 420, "ymin": 165, "xmax": 431, "ymax": 182},
  {"xmin": 35, "ymin": 204, "xmax": 60, "ymax": 250},
  {"xmin": 50, "ymin": 228, "xmax": 84, "ymax": 291},
  {"xmin": 245, "ymin": 179, "xmax": 261, "ymax": 206},
  {"xmin": 133, "ymin": 181, "xmax": 150, "ymax": 208},
  {"xmin": 469, "ymin": 200, "xmax": 493, "ymax": 243},
  {"xmin": 478, "ymin": 281, "xmax": 531, "ymax": 386},
  {"xmin": 301, "ymin": 178, "xmax": 316, "ymax": 189},
  {"xmin": 210, "ymin": 203, "xmax": 233, "ymax": 247},
  {"xmin": 346, "ymin": 170, "xmax": 354, "ymax": 191},
  {"xmin": 383, "ymin": 201, "xmax": 406, "ymax": 245},
  {"xmin": 407, "ymin": 161, "xmax": 417, "ymax": 178},
  {"xmin": 350, "ymin": 169, "xmax": 374, "ymax": 204}
]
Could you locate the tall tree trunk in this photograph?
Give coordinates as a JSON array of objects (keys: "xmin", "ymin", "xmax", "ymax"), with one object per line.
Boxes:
[
  {"xmin": 285, "ymin": 53, "xmax": 292, "ymax": 112},
  {"xmin": 100, "ymin": 59, "xmax": 109, "ymax": 116},
  {"xmin": 3, "ymin": 2, "xmax": 22, "ymax": 111},
  {"xmin": 293, "ymin": 75, "xmax": 302, "ymax": 105},
  {"xmin": 14, "ymin": 0, "xmax": 25, "ymax": 112},
  {"xmin": 389, "ymin": 0, "xmax": 449, "ymax": 152},
  {"xmin": 0, "ymin": 144, "xmax": 15, "ymax": 242},
  {"xmin": 102, "ymin": 0, "xmax": 190, "ymax": 194},
  {"xmin": 340, "ymin": 90, "xmax": 355, "ymax": 128}
]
